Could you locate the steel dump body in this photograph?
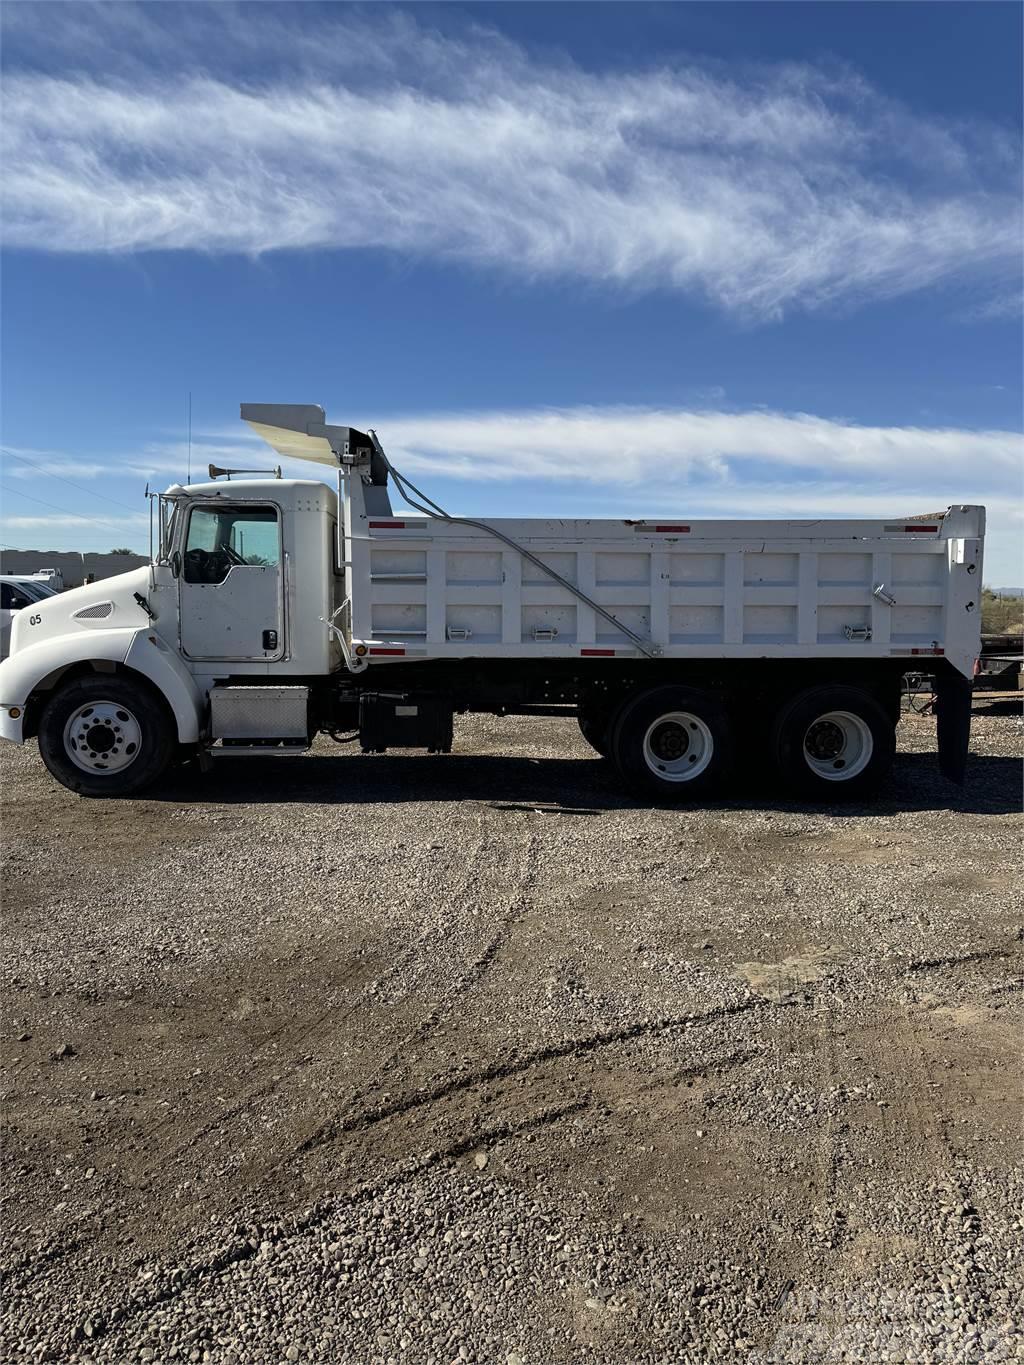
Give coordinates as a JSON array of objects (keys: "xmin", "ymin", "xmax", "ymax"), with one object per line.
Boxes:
[{"xmin": 346, "ymin": 503, "xmax": 985, "ymax": 681}]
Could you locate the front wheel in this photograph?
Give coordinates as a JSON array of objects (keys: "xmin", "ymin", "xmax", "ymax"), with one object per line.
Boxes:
[
  {"xmin": 38, "ymin": 675, "xmax": 175, "ymax": 797},
  {"xmin": 770, "ymin": 685, "xmax": 895, "ymax": 799},
  {"xmin": 610, "ymin": 686, "xmax": 733, "ymax": 801}
]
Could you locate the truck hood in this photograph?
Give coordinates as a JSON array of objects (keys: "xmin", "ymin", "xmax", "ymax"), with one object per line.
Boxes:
[{"xmin": 8, "ymin": 567, "xmax": 160, "ymax": 656}]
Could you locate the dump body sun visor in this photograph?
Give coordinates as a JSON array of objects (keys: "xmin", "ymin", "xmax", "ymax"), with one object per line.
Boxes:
[{"xmin": 240, "ymin": 403, "xmax": 373, "ymax": 468}]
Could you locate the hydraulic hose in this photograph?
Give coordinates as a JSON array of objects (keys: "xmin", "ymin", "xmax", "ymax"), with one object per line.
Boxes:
[{"xmin": 366, "ymin": 430, "xmax": 658, "ymax": 659}]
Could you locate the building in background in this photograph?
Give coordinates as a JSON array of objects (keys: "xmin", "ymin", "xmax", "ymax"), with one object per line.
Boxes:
[{"xmin": 0, "ymin": 549, "xmax": 149, "ymax": 589}]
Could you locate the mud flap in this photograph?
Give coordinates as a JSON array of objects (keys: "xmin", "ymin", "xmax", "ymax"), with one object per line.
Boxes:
[{"xmin": 935, "ymin": 669, "xmax": 972, "ymax": 785}]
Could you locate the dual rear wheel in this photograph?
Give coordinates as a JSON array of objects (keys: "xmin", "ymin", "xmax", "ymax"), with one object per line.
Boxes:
[
  {"xmin": 771, "ymin": 685, "xmax": 893, "ymax": 798},
  {"xmin": 583, "ymin": 683, "xmax": 895, "ymax": 802}
]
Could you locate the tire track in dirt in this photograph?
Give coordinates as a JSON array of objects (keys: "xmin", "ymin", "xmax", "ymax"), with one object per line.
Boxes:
[
  {"xmin": 895, "ymin": 1000, "xmax": 1010, "ymax": 1331},
  {"xmin": 60, "ymin": 1020, "xmax": 767, "ymax": 1349},
  {"xmin": 61, "ymin": 1100, "xmax": 590, "ymax": 1348},
  {"xmin": 137, "ymin": 810, "xmax": 500, "ymax": 1174},
  {"xmin": 297, "ymin": 1000, "xmax": 766, "ymax": 1155},
  {"xmin": 291, "ymin": 819, "xmax": 542, "ymax": 1159},
  {"xmin": 811, "ymin": 1003, "xmax": 847, "ymax": 1254},
  {"xmin": 61, "ymin": 1033, "xmax": 760, "ymax": 1347},
  {"xmin": 4, "ymin": 813, "xmax": 504, "ymax": 1291},
  {"xmin": 907, "ymin": 941, "xmax": 1018, "ymax": 974}
]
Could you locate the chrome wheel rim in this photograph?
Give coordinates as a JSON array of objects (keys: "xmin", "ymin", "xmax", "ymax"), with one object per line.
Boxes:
[
  {"xmin": 63, "ymin": 702, "xmax": 143, "ymax": 775},
  {"xmin": 802, "ymin": 710, "xmax": 873, "ymax": 781},
  {"xmin": 642, "ymin": 710, "xmax": 713, "ymax": 782}
]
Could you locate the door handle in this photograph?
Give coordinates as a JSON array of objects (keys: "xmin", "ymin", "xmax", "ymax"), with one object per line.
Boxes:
[{"xmin": 262, "ymin": 629, "xmax": 278, "ymax": 651}]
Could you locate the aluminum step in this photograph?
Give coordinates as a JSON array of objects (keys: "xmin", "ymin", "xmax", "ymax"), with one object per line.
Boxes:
[{"xmin": 207, "ymin": 744, "xmax": 310, "ymax": 758}]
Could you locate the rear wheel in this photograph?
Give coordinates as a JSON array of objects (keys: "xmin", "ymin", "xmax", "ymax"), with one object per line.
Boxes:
[
  {"xmin": 577, "ymin": 703, "xmax": 617, "ymax": 759},
  {"xmin": 771, "ymin": 684, "xmax": 895, "ymax": 799},
  {"xmin": 610, "ymin": 685, "xmax": 732, "ymax": 800},
  {"xmin": 38, "ymin": 675, "xmax": 175, "ymax": 797}
]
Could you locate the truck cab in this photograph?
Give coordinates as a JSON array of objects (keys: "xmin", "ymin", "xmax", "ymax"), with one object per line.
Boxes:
[{"xmin": 159, "ymin": 477, "xmax": 340, "ymax": 675}]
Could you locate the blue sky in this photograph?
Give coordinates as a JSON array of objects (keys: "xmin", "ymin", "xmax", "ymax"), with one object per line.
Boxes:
[{"xmin": 1, "ymin": 1, "xmax": 1021, "ymax": 583}]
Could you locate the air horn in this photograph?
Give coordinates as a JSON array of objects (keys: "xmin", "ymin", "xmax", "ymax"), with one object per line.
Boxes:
[{"xmin": 208, "ymin": 463, "xmax": 282, "ymax": 480}]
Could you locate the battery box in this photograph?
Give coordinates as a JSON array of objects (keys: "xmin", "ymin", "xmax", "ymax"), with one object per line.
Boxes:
[{"xmin": 358, "ymin": 693, "xmax": 454, "ymax": 753}]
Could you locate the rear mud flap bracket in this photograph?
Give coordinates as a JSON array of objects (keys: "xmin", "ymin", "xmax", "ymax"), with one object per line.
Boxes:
[{"xmin": 935, "ymin": 669, "xmax": 972, "ymax": 785}]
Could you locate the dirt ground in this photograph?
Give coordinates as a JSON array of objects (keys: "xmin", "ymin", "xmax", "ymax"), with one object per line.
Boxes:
[{"xmin": 1, "ymin": 698, "xmax": 1021, "ymax": 1364}]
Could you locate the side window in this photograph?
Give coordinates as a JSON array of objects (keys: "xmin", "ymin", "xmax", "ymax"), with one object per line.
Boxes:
[
  {"xmin": 228, "ymin": 509, "xmax": 280, "ymax": 567},
  {"xmin": 183, "ymin": 506, "xmax": 280, "ymax": 584},
  {"xmin": 2, "ymin": 584, "xmax": 32, "ymax": 610}
]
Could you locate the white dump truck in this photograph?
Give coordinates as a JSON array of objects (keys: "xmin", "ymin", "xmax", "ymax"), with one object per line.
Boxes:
[{"xmin": 0, "ymin": 404, "xmax": 984, "ymax": 801}]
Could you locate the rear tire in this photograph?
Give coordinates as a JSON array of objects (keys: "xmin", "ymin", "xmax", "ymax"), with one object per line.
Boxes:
[
  {"xmin": 610, "ymin": 685, "xmax": 732, "ymax": 801},
  {"xmin": 577, "ymin": 707, "xmax": 615, "ymax": 759},
  {"xmin": 771, "ymin": 684, "xmax": 895, "ymax": 800},
  {"xmin": 38, "ymin": 675, "xmax": 175, "ymax": 797}
]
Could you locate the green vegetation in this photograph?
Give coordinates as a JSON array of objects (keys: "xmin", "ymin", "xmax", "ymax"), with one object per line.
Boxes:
[{"xmin": 981, "ymin": 588, "xmax": 1023, "ymax": 635}]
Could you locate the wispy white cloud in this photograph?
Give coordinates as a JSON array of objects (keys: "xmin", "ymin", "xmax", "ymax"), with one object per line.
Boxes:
[
  {"xmin": 3, "ymin": 403, "xmax": 1020, "ymax": 577},
  {"xmin": 121, "ymin": 439, "xmax": 274, "ymax": 478},
  {"xmin": 2, "ymin": 513, "xmax": 148, "ymax": 531},
  {"xmin": 3, "ymin": 435, "xmax": 284, "ymax": 483},
  {"xmin": 373, "ymin": 405, "xmax": 1022, "ymax": 496},
  {"xmin": 2, "ymin": 451, "xmax": 112, "ymax": 479},
  {"xmin": 1, "ymin": 6, "xmax": 1019, "ymax": 317},
  {"xmin": 19, "ymin": 405, "xmax": 1020, "ymax": 504},
  {"xmin": 367, "ymin": 404, "xmax": 1021, "ymax": 587}
]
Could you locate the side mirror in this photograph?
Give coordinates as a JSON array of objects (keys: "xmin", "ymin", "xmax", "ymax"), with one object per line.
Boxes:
[{"xmin": 170, "ymin": 551, "xmax": 182, "ymax": 579}]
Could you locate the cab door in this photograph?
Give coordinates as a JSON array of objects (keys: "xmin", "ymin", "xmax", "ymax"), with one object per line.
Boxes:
[{"xmin": 179, "ymin": 503, "xmax": 284, "ymax": 661}]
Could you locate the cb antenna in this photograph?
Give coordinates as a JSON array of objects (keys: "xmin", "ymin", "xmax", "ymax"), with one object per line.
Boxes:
[{"xmin": 187, "ymin": 391, "xmax": 192, "ymax": 486}]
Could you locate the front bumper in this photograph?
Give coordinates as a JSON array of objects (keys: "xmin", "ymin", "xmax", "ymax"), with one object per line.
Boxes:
[{"xmin": 0, "ymin": 706, "xmax": 26, "ymax": 745}]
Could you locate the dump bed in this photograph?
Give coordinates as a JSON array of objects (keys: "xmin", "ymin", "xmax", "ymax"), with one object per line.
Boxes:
[
  {"xmin": 238, "ymin": 405, "xmax": 984, "ymax": 682},
  {"xmin": 346, "ymin": 505, "xmax": 985, "ymax": 679}
]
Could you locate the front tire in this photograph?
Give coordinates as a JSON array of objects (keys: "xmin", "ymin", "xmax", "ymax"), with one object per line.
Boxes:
[
  {"xmin": 38, "ymin": 675, "xmax": 175, "ymax": 797},
  {"xmin": 771, "ymin": 684, "xmax": 895, "ymax": 800},
  {"xmin": 610, "ymin": 685, "xmax": 733, "ymax": 801}
]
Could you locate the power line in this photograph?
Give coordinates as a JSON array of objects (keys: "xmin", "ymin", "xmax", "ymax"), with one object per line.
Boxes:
[
  {"xmin": 0, "ymin": 448, "xmax": 140, "ymax": 514},
  {"xmin": 0, "ymin": 482, "xmax": 143, "ymax": 536}
]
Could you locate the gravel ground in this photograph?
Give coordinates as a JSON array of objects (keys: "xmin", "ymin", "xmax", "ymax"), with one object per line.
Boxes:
[{"xmin": 1, "ymin": 698, "xmax": 1021, "ymax": 1364}]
